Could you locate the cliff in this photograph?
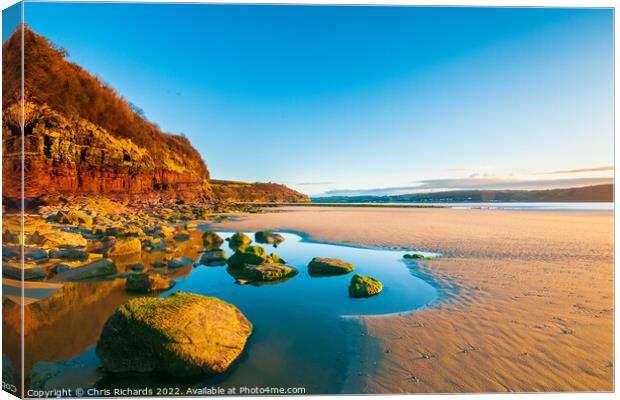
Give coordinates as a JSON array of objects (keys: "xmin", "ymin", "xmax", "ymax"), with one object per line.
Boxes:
[
  {"xmin": 211, "ymin": 180, "xmax": 310, "ymax": 203},
  {"xmin": 2, "ymin": 26, "xmax": 211, "ymax": 201}
]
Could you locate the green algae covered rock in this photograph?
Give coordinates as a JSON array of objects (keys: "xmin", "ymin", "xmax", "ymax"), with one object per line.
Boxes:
[
  {"xmin": 349, "ymin": 274, "xmax": 383, "ymax": 298},
  {"xmin": 125, "ymin": 273, "xmax": 174, "ymax": 293},
  {"xmin": 403, "ymin": 253, "xmax": 433, "ymax": 260},
  {"xmin": 307, "ymin": 257, "xmax": 355, "ymax": 276},
  {"xmin": 227, "ymin": 263, "xmax": 298, "ymax": 284},
  {"xmin": 226, "ymin": 232, "xmax": 251, "ymax": 252},
  {"xmin": 202, "ymin": 231, "xmax": 223, "ymax": 250},
  {"xmin": 96, "ymin": 292, "xmax": 252, "ymax": 377},
  {"xmin": 226, "ymin": 245, "xmax": 267, "ymax": 269}
]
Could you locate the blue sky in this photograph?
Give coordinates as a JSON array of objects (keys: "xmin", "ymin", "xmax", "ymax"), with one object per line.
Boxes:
[{"xmin": 11, "ymin": 4, "xmax": 614, "ymax": 195}]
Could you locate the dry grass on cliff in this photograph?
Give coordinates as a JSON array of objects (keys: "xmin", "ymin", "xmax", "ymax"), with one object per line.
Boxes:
[{"xmin": 2, "ymin": 25, "xmax": 208, "ymax": 178}]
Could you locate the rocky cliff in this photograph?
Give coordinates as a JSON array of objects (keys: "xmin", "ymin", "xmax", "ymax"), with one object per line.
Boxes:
[
  {"xmin": 210, "ymin": 180, "xmax": 310, "ymax": 203},
  {"xmin": 3, "ymin": 26, "xmax": 211, "ymax": 202}
]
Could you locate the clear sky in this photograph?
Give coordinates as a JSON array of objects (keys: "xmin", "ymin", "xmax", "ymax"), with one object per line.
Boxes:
[{"xmin": 13, "ymin": 3, "xmax": 614, "ymax": 196}]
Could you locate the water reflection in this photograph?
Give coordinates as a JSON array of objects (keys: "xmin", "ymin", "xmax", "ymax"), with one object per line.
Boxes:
[{"xmin": 5, "ymin": 230, "xmax": 439, "ymax": 394}]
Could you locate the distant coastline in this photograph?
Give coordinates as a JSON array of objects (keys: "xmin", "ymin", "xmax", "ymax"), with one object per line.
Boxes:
[{"xmin": 311, "ymin": 184, "xmax": 613, "ymax": 204}]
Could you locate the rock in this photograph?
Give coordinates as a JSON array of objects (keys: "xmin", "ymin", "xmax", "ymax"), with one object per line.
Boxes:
[
  {"xmin": 174, "ymin": 231, "xmax": 191, "ymax": 241},
  {"xmin": 117, "ymin": 225, "xmax": 145, "ymax": 238},
  {"xmin": 254, "ymin": 231, "xmax": 285, "ymax": 245},
  {"xmin": 24, "ymin": 247, "xmax": 48, "ymax": 261},
  {"xmin": 349, "ymin": 274, "xmax": 383, "ymax": 298},
  {"xmin": 403, "ymin": 253, "xmax": 431, "ymax": 260},
  {"xmin": 155, "ymin": 225, "xmax": 176, "ymax": 240},
  {"xmin": 202, "ymin": 231, "xmax": 223, "ymax": 250},
  {"xmin": 105, "ymin": 237, "xmax": 142, "ymax": 257},
  {"xmin": 52, "ymin": 258, "xmax": 116, "ymax": 281},
  {"xmin": 32, "ymin": 230, "xmax": 87, "ymax": 248},
  {"xmin": 96, "ymin": 292, "xmax": 253, "ymax": 377},
  {"xmin": 3, "ymin": 262, "xmax": 46, "ymax": 280},
  {"xmin": 168, "ymin": 256, "xmax": 193, "ymax": 269},
  {"xmin": 53, "ymin": 264, "xmax": 71, "ymax": 274},
  {"xmin": 56, "ymin": 209, "xmax": 93, "ymax": 227},
  {"xmin": 141, "ymin": 237, "xmax": 166, "ymax": 252},
  {"xmin": 125, "ymin": 273, "xmax": 174, "ymax": 293},
  {"xmin": 129, "ymin": 263, "xmax": 145, "ymax": 271},
  {"xmin": 226, "ymin": 232, "xmax": 251, "ymax": 252},
  {"xmin": 200, "ymin": 250, "xmax": 227, "ymax": 266},
  {"xmin": 269, "ymin": 253, "xmax": 286, "ymax": 264},
  {"xmin": 307, "ymin": 257, "xmax": 355, "ymax": 276},
  {"xmin": 185, "ymin": 221, "xmax": 198, "ymax": 229},
  {"xmin": 49, "ymin": 249, "xmax": 88, "ymax": 261},
  {"xmin": 226, "ymin": 246, "xmax": 267, "ymax": 269},
  {"xmin": 231, "ymin": 263, "xmax": 298, "ymax": 283},
  {"xmin": 29, "ymin": 357, "xmax": 103, "ymax": 391},
  {"xmin": 2, "ymin": 246, "xmax": 19, "ymax": 259}
]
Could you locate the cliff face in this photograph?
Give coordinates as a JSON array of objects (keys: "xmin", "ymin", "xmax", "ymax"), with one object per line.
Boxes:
[
  {"xmin": 2, "ymin": 26, "xmax": 211, "ymax": 201},
  {"xmin": 211, "ymin": 180, "xmax": 310, "ymax": 203},
  {"xmin": 3, "ymin": 101, "xmax": 210, "ymax": 200}
]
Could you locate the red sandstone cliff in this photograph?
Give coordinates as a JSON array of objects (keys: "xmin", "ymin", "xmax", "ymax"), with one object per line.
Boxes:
[{"xmin": 2, "ymin": 26, "xmax": 211, "ymax": 201}]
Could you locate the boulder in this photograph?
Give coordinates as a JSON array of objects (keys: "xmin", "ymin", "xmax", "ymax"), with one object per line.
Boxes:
[
  {"xmin": 202, "ymin": 231, "xmax": 223, "ymax": 250},
  {"xmin": 105, "ymin": 238, "xmax": 142, "ymax": 257},
  {"xmin": 3, "ymin": 262, "xmax": 46, "ymax": 280},
  {"xmin": 32, "ymin": 230, "xmax": 87, "ymax": 248},
  {"xmin": 129, "ymin": 263, "xmax": 145, "ymax": 271},
  {"xmin": 52, "ymin": 258, "xmax": 117, "ymax": 281},
  {"xmin": 269, "ymin": 253, "xmax": 286, "ymax": 264},
  {"xmin": 125, "ymin": 273, "xmax": 174, "ymax": 293},
  {"xmin": 226, "ymin": 232, "xmax": 251, "ymax": 252},
  {"xmin": 200, "ymin": 250, "xmax": 227, "ymax": 266},
  {"xmin": 349, "ymin": 274, "xmax": 383, "ymax": 298},
  {"xmin": 168, "ymin": 256, "xmax": 193, "ymax": 269},
  {"xmin": 230, "ymin": 263, "xmax": 298, "ymax": 284},
  {"xmin": 141, "ymin": 237, "xmax": 167, "ymax": 252},
  {"xmin": 24, "ymin": 247, "xmax": 48, "ymax": 261},
  {"xmin": 49, "ymin": 249, "xmax": 88, "ymax": 261},
  {"xmin": 403, "ymin": 253, "xmax": 432, "ymax": 260},
  {"xmin": 57, "ymin": 209, "xmax": 93, "ymax": 227},
  {"xmin": 155, "ymin": 225, "xmax": 175, "ymax": 240},
  {"xmin": 173, "ymin": 231, "xmax": 191, "ymax": 241},
  {"xmin": 254, "ymin": 231, "xmax": 285, "ymax": 245},
  {"xmin": 307, "ymin": 257, "xmax": 355, "ymax": 276},
  {"xmin": 96, "ymin": 292, "xmax": 253, "ymax": 377},
  {"xmin": 226, "ymin": 246, "xmax": 267, "ymax": 269}
]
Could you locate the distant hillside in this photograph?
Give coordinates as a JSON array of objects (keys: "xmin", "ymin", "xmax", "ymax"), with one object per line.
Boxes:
[
  {"xmin": 313, "ymin": 184, "xmax": 614, "ymax": 204},
  {"xmin": 211, "ymin": 180, "xmax": 310, "ymax": 203},
  {"xmin": 2, "ymin": 25, "xmax": 211, "ymax": 200}
]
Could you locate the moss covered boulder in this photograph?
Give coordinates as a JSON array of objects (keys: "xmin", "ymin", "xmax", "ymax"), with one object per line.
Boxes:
[
  {"xmin": 125, "ymin": 273, "xmax": 174, "ymax": 293},
  {"xmin": 226, "ymin": 232, "xmax": 251, "ymax": 252},
  {"xmin": 96, "ymin": 292, "xmax": 252, "ymax": 377},
  {"xmin": 202, "ymin": 231, "xmax": 223, "ymax": 250},
  {"xmin": 226, "ymin": 245, "xmax": 267, "ymax": 269},
  {"xmin": 200, "ymin": 249, "xmax": 227, "ymax": 266},
  {"xmin": 308, "ymin": 257, "xmax": 355, "ymax": 276},
  {"xmin": 230, "ymin": 263, "xmax": 298, "ymax": 284},
  {"xmin": 254, "ymin": 231, "xmax": 285, "ymax": 246},
  {"xmin": 349, "ymin": 274, "xmax": 383, "ymax": 298}
]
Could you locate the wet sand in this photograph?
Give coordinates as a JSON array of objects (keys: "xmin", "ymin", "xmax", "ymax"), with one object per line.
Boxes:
[{"xmin": 213, "ymin": 206, "xmax": 613, "ymax": 393}]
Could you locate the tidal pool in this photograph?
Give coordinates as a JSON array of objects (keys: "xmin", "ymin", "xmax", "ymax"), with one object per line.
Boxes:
[{"xmin": 11, "ymin": 230, "xmax": 440, "ymax": 394}]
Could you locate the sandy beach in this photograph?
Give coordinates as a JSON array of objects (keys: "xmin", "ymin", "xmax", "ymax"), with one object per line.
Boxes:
[{"xmin": 213, "ymin": 206, "xmax": 614, "ymax": 393}]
